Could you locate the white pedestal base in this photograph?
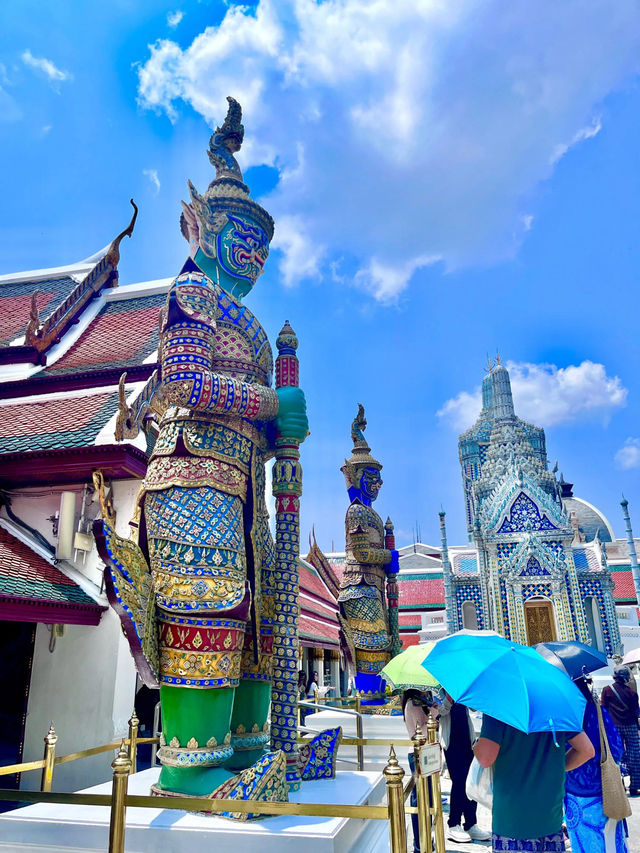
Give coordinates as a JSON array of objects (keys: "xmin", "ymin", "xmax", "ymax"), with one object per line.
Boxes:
[
  {"xmin": 304, "ymin": 710, "xmax": 411, "ymax": 771},
  {"xmin": 0, "ymin": 767, "xmax": 389, "ymax": 853}
]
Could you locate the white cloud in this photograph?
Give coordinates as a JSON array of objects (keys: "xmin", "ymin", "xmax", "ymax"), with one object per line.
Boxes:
[
  {"xmin": 21, "ymin": 50, "xmax": 72, "ymax": 89},
  {"xmin": 438, "ymin": 360, "xmax": 627, "ymax": 430},
  {"xmin": 615, "ymin": 439, "xmax": 640, "ymax": 470},
  {"xmin": 136, "ymin": 0, "xmax": 640, "ymax": 299},
  {"xmin": 143, "ymin": 168, "xmax": 161, "ymax": 195},
  {"xmin": 271, "ymin": 214, "xmax": 323, "ymax": 286},
  {"xmin": 167, "ymin": 10, "xmax": 183, "ymax": 28}
]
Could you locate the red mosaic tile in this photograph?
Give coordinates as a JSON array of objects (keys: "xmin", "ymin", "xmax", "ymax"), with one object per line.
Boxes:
[
  {"xmin": 52, "ymin": 305, "xmax": 160, "ymax": 370},
  {"xmin": 0, "ymin": 527, "xmax": 73, "ymax": 585},
  {"xmin": 0, "ymin": 291, "xmax": 56, "ymax": 346},
  {"xmin": 0, "ymin": 392, "xmax": 114, "ymax": 439}
]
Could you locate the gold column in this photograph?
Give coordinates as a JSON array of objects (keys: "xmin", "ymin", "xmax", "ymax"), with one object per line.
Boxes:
[
  {"xmin": 128, "ymin": 709, "xmax": 139, "ymax": 775},
  {"xmin": 40, "ymin": 723, "xmax": 58, "ymax": 793},
  {"xmin": 108, "ymin": 741, "xmax": 132, "ymax": 853},
  {"xmin": 427, "ymin": 717, "xmax": 446, "ymax": 853},
  {"xmin": 383, "ymin": 745, "xmax": 407, "ymax": 853},
  {"xmin": 413, "ymin": 723, "xmax": 432, "ymax": 853}
]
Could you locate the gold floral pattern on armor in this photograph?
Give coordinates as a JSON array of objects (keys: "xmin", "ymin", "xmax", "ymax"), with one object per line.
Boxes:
[
  {"xmin": 143, "ymin": 455, "xmax": 248, "ymax": 499},
  {"xmin": 160, "ymin": 647, "xmax": 242, "ymax": 683},
  {"xmin": 153, "ymin": 570, "xmax": 245, "ymax": 612}
]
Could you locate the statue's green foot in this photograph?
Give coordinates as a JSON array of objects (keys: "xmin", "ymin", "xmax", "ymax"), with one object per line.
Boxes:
[
  {"xmin": 152, "ymin": 764, "xmax": 235, "ymax": 797},
  {"xmin": 211, "ymin": 750, "xmax": 289, "ymax": 821}
]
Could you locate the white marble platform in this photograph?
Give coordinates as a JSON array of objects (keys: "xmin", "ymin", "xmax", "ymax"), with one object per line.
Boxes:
[
  {"xmin": 0, "ymin": 767, "xmax": 389, "ymax": 853},
  {"xmin": 304, "ymin": 709, "xmax": 412, "ymax": 771}
]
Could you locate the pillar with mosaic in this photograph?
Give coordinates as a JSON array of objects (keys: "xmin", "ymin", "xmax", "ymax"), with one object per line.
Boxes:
[
  {"xmin": 338, "ymin": 405, "xmax": 401, "ymax": 708},
  {"xmin": 93, "ymin": 98, "xmax": 341, "ymax": 814}
]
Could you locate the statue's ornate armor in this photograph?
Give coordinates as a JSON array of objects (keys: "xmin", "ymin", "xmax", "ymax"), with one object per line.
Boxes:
[
  {"xmin": 339, "ymin": 501, "xmax": 392, "ymax": 674},
  {"xmin": 140, "ymin": 268, "xmax": 278, "ymax": 768}
]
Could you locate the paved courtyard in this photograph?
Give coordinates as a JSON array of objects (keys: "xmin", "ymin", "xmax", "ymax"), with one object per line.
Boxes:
[{"xmin": 407, "ymin": 774, "xmax": 640, "ymax": 853}]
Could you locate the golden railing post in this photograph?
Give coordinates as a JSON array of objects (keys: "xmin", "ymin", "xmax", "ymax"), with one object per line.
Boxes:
[
  {"xmin": 383, "ymin": 745, "xmax": 407, "ymax": 853},
  {"xmin": 355, "ymin": 691, "xmax": 361, "ymax": 715},
  {"xmin": 108, "ymin": 740, "xmax": 132, "ymax": 853},
  {"xmin": 413, "ymin": 723, "xmax": 432, "ymax": 853},
  {"xmin": 427, "ymin": 717, "xmax": 446, "ymax": 853},
  {"xmin": 128, "ymin": 708, "xmax": 139, "ymax": 775},
  {"xmin": 40, "ymin": 723, "xmax": 58, "ymax": 793}
]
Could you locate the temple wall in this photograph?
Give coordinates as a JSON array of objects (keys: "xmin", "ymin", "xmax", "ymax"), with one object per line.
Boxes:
[
  {"xmin": 9, "ymin": 478, "xmax": 141, "ymax": 791},
  {"xmin": 21, "ymin": 609, "xmax": 136, "ymax": 792}
]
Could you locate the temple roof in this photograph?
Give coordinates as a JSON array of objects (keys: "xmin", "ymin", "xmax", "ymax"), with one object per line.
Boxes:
[
  {"xmin": 0, "ymin": 389, "xmax": 120, "ymax": 453},
  {"xmin": 43, "ymin": 291, "xmax": 164, "ymax": 377},
  {"xmin": 0, "ymin": 523, "xmax": 105, "ymax": 625},
  {"xmin": 563, "ymin": 495, "xmax": 615, "ymax": 543}
]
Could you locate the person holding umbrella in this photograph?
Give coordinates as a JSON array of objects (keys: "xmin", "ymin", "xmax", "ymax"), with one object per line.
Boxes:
[
  {"xmin": 601, "ymin": 666, "xmax": 640, "ymax": 796},
  {"xmin": 424, "ymin": 631, "xmax": 595, "ymax": 853}
]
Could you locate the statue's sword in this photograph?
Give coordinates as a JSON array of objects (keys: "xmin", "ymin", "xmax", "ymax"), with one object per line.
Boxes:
[{"xmin": 270, "ymin": 321, "xmax": 303, "ymax": 791}]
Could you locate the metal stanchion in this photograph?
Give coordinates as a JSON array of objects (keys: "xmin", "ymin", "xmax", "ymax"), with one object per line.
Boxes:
[
  {"xmin": 128, "ymin": 709, "xmax": 139, "ymax": 775},
  {"xmin": 108, "ymin": 741, "xmax": 132, "ymax": 853},
  {"xmin": 40, "ymin": 723, "xmax": 58, "ymax": 793},
  {"xmin": 355, "ymin": 710, "xmax": 364, "ymax": 771},
  {"xmin": 384, "ymin": 745, "xmax": 407, "ymax": 853},
  {"xmin": 413, "ymin": 723, "xmax": 432, "ymax": 853},
  {"xmin": 427, "ymin": 717, "xmax": 446, "ymax": 853}
]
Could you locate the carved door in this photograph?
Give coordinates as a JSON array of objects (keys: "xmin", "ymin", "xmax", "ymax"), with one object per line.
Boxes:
[{"xmin": 524, "ymin": 600, "xmax": 557, "ymax": 645}]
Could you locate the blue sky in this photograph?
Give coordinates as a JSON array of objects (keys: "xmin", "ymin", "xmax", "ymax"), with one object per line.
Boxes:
[{"xmin": 1, "ymin": 0, "xmax": 640, "ymax": 549}]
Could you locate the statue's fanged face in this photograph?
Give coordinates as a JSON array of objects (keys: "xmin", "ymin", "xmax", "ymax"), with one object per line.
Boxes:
[
  {"xmin": 216, "ymin": 213, "xmax": 270, "ymax": 294},
  {"xmin": 360, "ymin": 467, "xmax": 382, "ymax": 502}
]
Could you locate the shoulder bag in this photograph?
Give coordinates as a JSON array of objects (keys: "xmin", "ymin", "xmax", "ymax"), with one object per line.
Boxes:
[{"xmin": 595, "ymin": 701, "xmax": 632, "ymax": 820}]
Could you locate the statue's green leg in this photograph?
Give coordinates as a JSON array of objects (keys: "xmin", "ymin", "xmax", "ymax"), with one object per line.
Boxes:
[
  {"xmin": 157, "ymin": 685, "xmax": 236, "ymax": 796},
  {"xmin": 226, "ymin": 680, "xmax": 272, "ymax": 771}
]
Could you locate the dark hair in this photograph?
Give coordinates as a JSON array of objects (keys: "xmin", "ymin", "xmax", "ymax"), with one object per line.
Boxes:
[
  {"xmin": 402, "ymin": 688, "xmax": 429, "ymax": 715},
  {"xmin": 298, "ymin": 670, "xmax": 307, "ymax": 685},
  {"xmin": 574, "ymin": 675, "xmax": 595, "ymax": 704}
]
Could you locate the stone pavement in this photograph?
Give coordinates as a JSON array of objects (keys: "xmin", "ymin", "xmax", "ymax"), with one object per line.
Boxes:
[{"xmin": 408, "ymin": 774, "xmax": 640, "ymax": 853}]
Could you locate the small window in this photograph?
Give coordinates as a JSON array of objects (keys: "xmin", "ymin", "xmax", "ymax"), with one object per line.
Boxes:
[{"xmin": 462, "ymin": 600, "xmax": 478, "ymax": 630}]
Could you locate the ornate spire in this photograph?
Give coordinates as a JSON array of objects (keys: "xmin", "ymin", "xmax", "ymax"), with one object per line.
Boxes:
[
  {"xmin": 439, "ymin": 509, "xmax": 456, "ymax": 635},
  {"xmin": 621, "ymin": 495, "xmax": 640, "ymax": 606},
  {"xmin": 207, "ymin": 96, "xmax": 245, "ymax": 181},
  {"xmin": 490, "ymin": 360, "xmax": 515, "ymax": 422}
]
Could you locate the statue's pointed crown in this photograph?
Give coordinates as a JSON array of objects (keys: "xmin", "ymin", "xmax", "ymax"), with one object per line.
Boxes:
[
  {"xmin": 342, "ymin": 403, "xmax": 382, "ymax": 475},
  {"xmin": 184, "ymin": 96, "xmax": 274, "ymax": 244}
]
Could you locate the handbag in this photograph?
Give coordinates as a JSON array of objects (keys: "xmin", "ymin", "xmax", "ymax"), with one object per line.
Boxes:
[
  {"xmin": 595, "ymin": 702, "xmax": 632, "ymax": 820},
  {"xmin": 466, "ymin": 756, "xmax": 493, "ymax": 810}
]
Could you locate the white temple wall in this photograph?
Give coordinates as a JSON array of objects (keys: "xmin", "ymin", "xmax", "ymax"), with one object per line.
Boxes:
[
  {"xmin": 21, "ymin": 608, "xmax": 137, "ymax": 792},
  {"xmin": 6, "ymin": 479, "xmax": 141, "ymax": 590},
  {"xmin": 8, "ymin": 477, "xmax": 141, "ymax": 792}
]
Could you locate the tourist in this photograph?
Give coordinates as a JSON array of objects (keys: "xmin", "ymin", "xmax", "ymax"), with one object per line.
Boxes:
[
  {"xmin": 298, "ymin": 669, "xmax": 307, "ymax": 701},
  {"xmin": 307, "ymin": 670, "xmax": 320, "ymax": 699},
  {"xmin": 439, "ymin": 691, "xmax": 490, "ymax": 842},
  {"xmin": 403, "ymin": 689, "xmax": 434, "ymax": 853},
  {"xmin": 601, "ymin": 665, "xmax": 640, "ymax": 795},
  {"xmin": 565, "ymin": 675, "xmax": 628, "ymax": 853},
  {"xmin": 474, "ymin": 716, "xmax": 594, "ymax": 851}
]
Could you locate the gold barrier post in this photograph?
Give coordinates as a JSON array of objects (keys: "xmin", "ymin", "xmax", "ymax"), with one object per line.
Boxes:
[
  {"xmin": 427, "ymin": 717, "xmax": 446, "ymax": 853},
  {"xmin": 413, "ymin": 723, "xmax": 432, "ymax": 853},
  {"xmin": 108, "ymin": 741, "xmax": 132, "ymax": 853},
  {"xmin": 383, "ymin": 745, "xmax": 407, "ymax": 853},
  {"xmin": 41, "ymin": 723, "xmax": 58, "ymax": 793},
  {"xmin": 128, "ymin": 709, "xmax": 139, "ymax": 775}
]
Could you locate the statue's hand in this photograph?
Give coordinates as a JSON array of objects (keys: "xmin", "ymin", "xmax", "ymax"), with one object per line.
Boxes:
[
  {"xmin": 387, "ymin": 549, "xmax": 400, "ymax": 575},
  {"xmin": 276, "ymin": 387, "xmax": 309, "ymax": 443}
]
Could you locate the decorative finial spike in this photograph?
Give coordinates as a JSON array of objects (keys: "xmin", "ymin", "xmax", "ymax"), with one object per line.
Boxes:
[{"xmin": 207, "ymin": 96, "xmax": 245, "ymax": 180}]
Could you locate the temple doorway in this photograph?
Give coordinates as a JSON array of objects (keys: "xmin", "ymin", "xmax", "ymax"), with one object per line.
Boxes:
[
  {"xmin": 0, "ymin": 621, "xmax": 35, "ymax": 807},
  {"xmin": 524, "ymin": 598, "xmax": 557, "ymax": 645}
]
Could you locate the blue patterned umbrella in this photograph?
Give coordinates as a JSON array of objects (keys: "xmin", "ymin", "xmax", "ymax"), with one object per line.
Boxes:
[{"xmin": 422, "ymin": 630, "xmax": 586, "ymax": 733}]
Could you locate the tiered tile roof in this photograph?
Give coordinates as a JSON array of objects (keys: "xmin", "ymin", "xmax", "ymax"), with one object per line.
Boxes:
[
  {"xmin": 45, "ymin": 293, "xmax": 164, "ymax": 376},
  {"xmin": 0, "ymin": 526, "xmax": 104, "ymax": 624},
  {"xmin": 0, "ymin": 277, "xmax": 78, "ymax": 347},
  {"xmin": 0, "ymin": 391, "xmax": 119, "ymax": 453}
]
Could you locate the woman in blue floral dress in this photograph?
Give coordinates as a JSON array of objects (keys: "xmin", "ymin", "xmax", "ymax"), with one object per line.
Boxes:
[{"xmin": 564, "ymin": 676, "xmax": 628, "ymax": 853}]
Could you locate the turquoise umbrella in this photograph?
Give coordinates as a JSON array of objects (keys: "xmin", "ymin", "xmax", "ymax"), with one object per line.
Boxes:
[{"xmin": 422, "ymin": 630, "xmax": 585, "ymax": 734}]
